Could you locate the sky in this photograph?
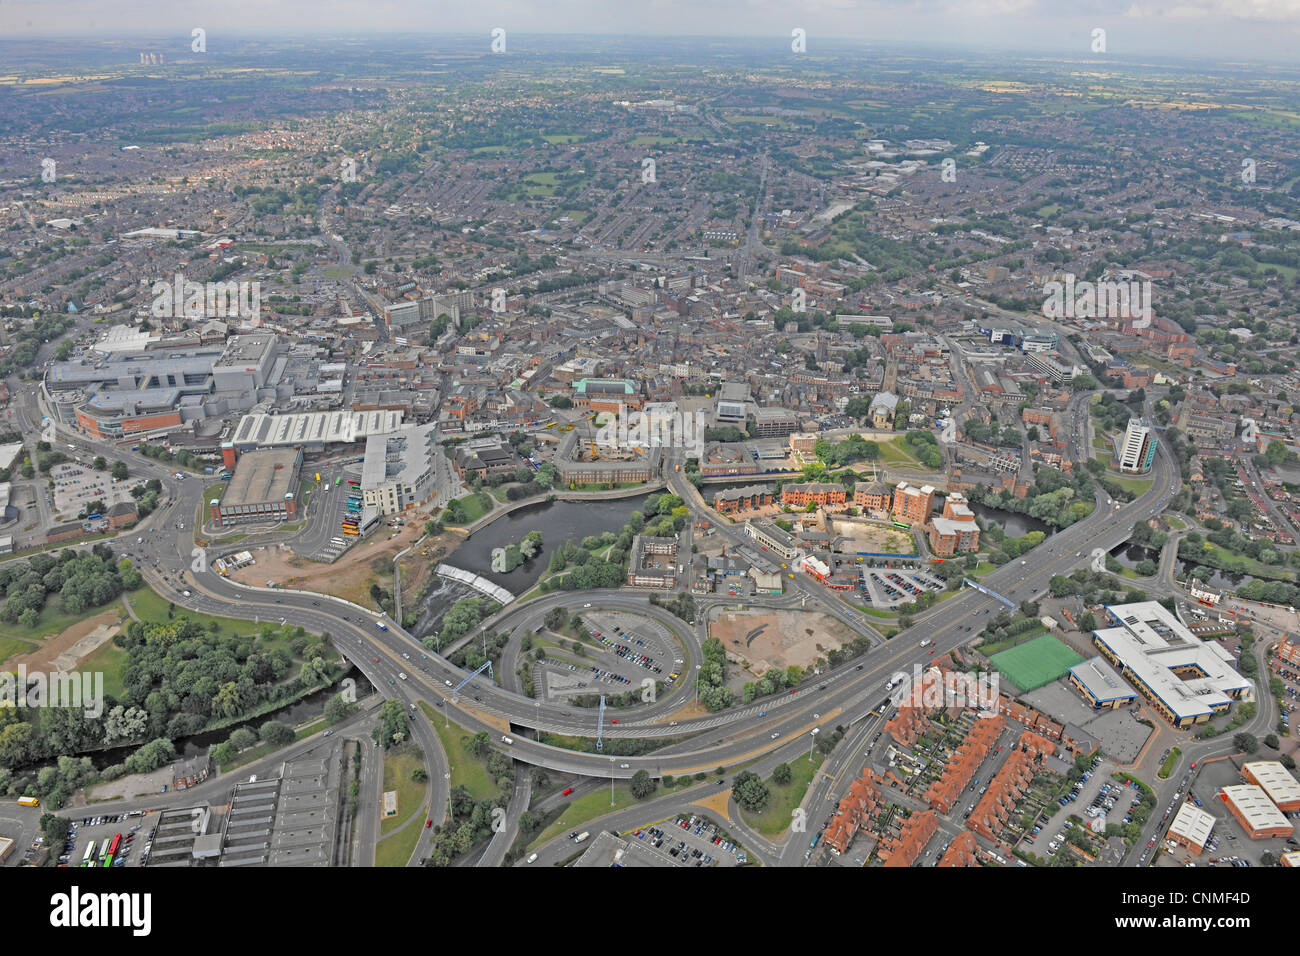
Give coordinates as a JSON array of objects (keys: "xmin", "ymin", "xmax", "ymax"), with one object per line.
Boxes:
[{"xmin": 1, "ymin": 0, "xmax": 1298, "ymax": 62}]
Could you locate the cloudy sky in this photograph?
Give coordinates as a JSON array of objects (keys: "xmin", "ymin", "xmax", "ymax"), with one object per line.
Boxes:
[{"xmin": 2, "ymin": 0, "xmax": 1298, "ymax": 61}]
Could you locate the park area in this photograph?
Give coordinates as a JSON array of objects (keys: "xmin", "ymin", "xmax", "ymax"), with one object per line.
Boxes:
[{"xmin": 989, "ymin": 634, "xmax": 1085, "ymax": 692}]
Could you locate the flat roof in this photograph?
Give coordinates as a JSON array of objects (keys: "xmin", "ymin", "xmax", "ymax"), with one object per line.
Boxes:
[
  {"xmin": 222, "ymin": 449, "xmax": 300, "ymax": 507},
  {"xmin": 360, "ymin": 423, "xmax": 437, "ymax": 490},
  {"xmin": 1069, "ymin": 656, "xmax": 1137, "ymax": 703},
  {"xmin": 1242, "ymin": 761, "xmax": 1300, "ymax": 807},
  {"xmin": 1168, "ymin": 802, "xmax": 1216, "ymax": 847},
  {"xmin": 232, "ymin": 410, "xmax": 403, "ymax": 447},
  {"xmin": 1220, "ymin": 784, "xmax": 1292, "ymax": 832},
  {"xmin": 1093, "ymin": 601, "xmax": 1252, "ymax": 721}
]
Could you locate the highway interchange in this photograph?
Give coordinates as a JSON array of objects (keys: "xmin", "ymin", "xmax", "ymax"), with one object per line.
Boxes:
[{"xmin": 14, "ymin": 365, "xmax": 1286, "ymax": 868}]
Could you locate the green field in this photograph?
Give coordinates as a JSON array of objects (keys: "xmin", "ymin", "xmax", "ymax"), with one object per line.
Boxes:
[
  {"xmin": 421, "ymin": 702, "xmax": 499, "ymax": 802},
  {"xmin": 990, "ymin": 634, "xmax": 1085, "ymax": 692},
  {"xmin": 76, "ymin": 638, "xmax": 128, "ymax": 700},
  {"xmin": 529, "ymin": 784, "xmax": 638, "ymax": 851},
  {"xmin": 379, "ymin": 747, "xmax": 427, "ymax": 837},
  {"xmin": 738, "ymin": 754, "xmax": 825, "ymax": 837},
  {"xmin": 447, "ymin": 492, "xmax": 493, "ymax": 525},
  {"xmin": 877, "ymin": 438, "xmax": 921, "ymax": 465}
]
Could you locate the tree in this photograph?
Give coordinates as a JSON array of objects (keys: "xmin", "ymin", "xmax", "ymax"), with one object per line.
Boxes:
[
  {"xmin": 1264, "ymin": 733, "xmax": 1280, "ymax": 750},
  {"xmin": 324, "ymin": 692, "xmax": 358, "ymax": 724},
  {"xmin": 629, "ymin": 769, "xmax": 656, "ymax": 799},
  {"xmin": 544, "ymin": 606, "xmax": 568, "ymax": 632},
  {"xmin": 41, "ymin": 812, "xmax": 72, "ymax": 845},
  {"xmin": 260, "ymin": 720, "xmax": 295, "ymax": 748},
  {"xmin": 772, "ymin": 762, "xmax": 793, "ymax": 786},
  {"xmin": 92, "ymin": 456, "xmax": 107, "ymax": 471},
  {"xmin": 731, "ymin": 771, "xmax": 771, "ymax": 813},
  {"xmin": 1233, "ymin": 732, "xmax": 1258, "ymax": 754},
  {"xmin": 110, "ymin": 461, "xmax": 128, "ymax": 481},
  {"xmin": 230, "ymin": 727, "xmax": 258, "ymax": 751},
  {"xmin": 211, "ymin": 741, "xmax": 237, "ymax": 767}
]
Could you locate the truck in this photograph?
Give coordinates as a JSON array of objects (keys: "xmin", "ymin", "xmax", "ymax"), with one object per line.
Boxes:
[
  {"xmin": 17, "ymin": 796, "xmax": 39, "ymax": 807},
  {"xmin": 574, "ymin": 831, "xmax": 590, "ymax": 844}
]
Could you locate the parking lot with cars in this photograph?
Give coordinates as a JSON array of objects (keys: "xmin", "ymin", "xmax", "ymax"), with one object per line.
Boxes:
[
  {"xmin": 624, "ymin": 815, "xmax": 747, "ymax": 867},
  {"xmin": 860, "ymin": 566, "xmax": 945, "ymax": 608},
  {"xmin": 53, "ymin": 810, "xmax": 153, "ymax": 869},
  {"xmin": 50, "ymin": 460, "xmax": 136, "ymax": 523},
  {"xmin": 535, "ymin": 611, "xmax": 684, "ymax": 703}
]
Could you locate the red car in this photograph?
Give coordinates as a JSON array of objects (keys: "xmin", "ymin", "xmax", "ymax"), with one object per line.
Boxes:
[
  {"xmin": 425, "ymin": 819, "xmax": 433, "ymax": 828},
  {"xmin": 562, "ymin": 787, "xmax": 574, "ymax": 796},
  {"xmin": 373, "ymin": 657, "xmax": 379, "ymax": 662},
  {"xmin": 611, "ymin": 719, "xmax": 619, "ymax": 724}
]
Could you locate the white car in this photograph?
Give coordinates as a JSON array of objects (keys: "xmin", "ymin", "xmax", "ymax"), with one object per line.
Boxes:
[{"xmin": 771, "ymin": 732, "xmax": 780, "ymax": 739}]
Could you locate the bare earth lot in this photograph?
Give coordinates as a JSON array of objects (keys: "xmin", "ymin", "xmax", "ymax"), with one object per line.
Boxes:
[{"xmin": 709, "ymin": 608, "xmax": 856, "ymax": 676}]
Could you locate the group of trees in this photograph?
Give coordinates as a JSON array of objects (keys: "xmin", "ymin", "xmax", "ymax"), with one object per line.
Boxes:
[
  {"xmin": 426, "ymin": 597, "xmax": 488, "ymax": 651},
  {"xmin": 814, "ymin": 433, "xmax": 881, "ymax": 468},
  {"xmin": 963, "ymin": 464, "xmax": 1096, "ymax": 530},
  {"xmin": 696, "ymin": 637, "xmax": 734, "ymax": 712},
  {"xmin": 0, "ymin": 545, "xmax": 138, "ymax": 627},
  {"xmin": 112, "ymin": 619, "xmax": 336, "ymax": 742}
]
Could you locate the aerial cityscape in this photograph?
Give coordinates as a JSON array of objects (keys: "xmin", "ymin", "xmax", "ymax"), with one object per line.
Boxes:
[{"xmin": 0, "ymin": 3, "xmax": 1298, "ymax": 910}]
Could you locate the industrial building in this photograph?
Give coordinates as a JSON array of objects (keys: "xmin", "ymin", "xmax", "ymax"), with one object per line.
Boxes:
[
  {"xmin": 1240, "ymin": 761, "xmax": 1300, "ymax": 812},
  {"xmin": 210, "ymin": 448, "xmax": 302, "ymax": 526},
  {"xmin": 226, "ymin": 410, "xmax": 403, "ymax": 463},
  {"xmin": 1217, "ymin": 785, "xmax": 1294, "ymax": 840},
  {"xmin": 1166, "ymin": 802, "xmax": 1216, "ymax": 855}
]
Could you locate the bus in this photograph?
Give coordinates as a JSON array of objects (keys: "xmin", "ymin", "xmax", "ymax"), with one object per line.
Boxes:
[
  {"xmin": 347, "ymin": 478, "xmax": 360, "ymax": 487},
  {"xmin": 82, "ymin": 841, "xmax": 96, "ymax": 866},
  {"xmin": 335, "ymin": 476, "xmax": 342, "ymax": 486},
  {"xmin": 16, "ymin": 795, "xmax": 38, "ymax": 807},
  {"xmin": 891, "ymin": 521, "xmax": 910, "ymax": 530},
  {"xmin": 102, "ymin": 833, "xmax": 121, "ymax": 867}
]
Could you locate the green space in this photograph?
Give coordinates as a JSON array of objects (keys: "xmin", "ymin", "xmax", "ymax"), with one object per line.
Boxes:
[
  {"xmin": 446, "ymin": 492, "xmax": 493, "ymax": 525},
  {"xmin": 0, "ymin": 634, "xmax": 36, "ymax": 665},
  {"xmin": 990, "ymin": 634, "xmax": 1085, "ymax": 692},
  {"xmin": 1165, "ymin": 516, "xmax": 1186, "ymax": 530},
  {"xmin": 978, "ymin": 627, "xmax": 1047, "ymax": 657},
  {"xmin": 628, "ymin": 135, "xmax": 678, "ymax": 146},
  {"xmin": 420, "ymin": 702, "xmax": 498, "ymax": 802},
  {"xmin": 877, "ymin": 438, "xmax": 921, "ymax": 465},
  {"xmin": 0, "ymin": 599, "xmax": 119, "ymax": 649},
  {"xmin": 379, "ymin": 747, "xmax": 427, "ymax": 838},
  {"xmin": 75, "ymin": 638, "xmax": 128, "ymax": 700},
  {"xmin": 529, "ymin": 784, "xmax": 638, "ymax": 851},
  {"xmin": 542, "ymin": 133, "xmax": 586, "ymax": 144},
  {"xmin": 1158, "ymin": 748, "xmax": 1182, "ymax": 779},
  {"xmin": 128, "ymin": 586, "xmax": 261, "ymax": 642},
  {"xmin": 738, "ymin": 754, "xmax": 825, "ymax": 837},
  {"xmin": 323, "ymin": 267, "xmax": 353, "ymax": 278},
  {"xmin": 1107, "ymin": 474, "xmax": 1153, "ymax": 496},
  {"xmin": 218, "ymin": 716, "xmax": 331, "ymax": 773}
]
